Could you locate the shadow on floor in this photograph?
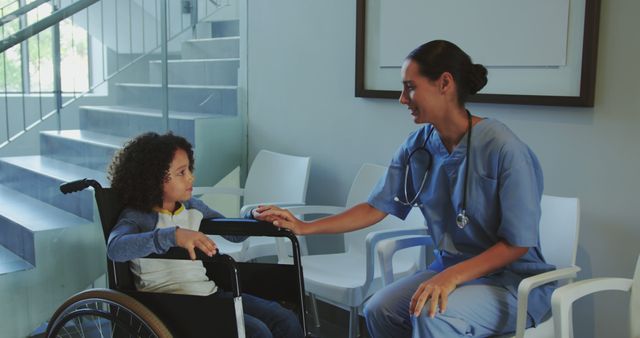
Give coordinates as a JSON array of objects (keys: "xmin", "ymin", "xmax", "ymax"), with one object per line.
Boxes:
[{"xmin": 307, "ymin": 297, "xmax": 372, "ymax": 338}]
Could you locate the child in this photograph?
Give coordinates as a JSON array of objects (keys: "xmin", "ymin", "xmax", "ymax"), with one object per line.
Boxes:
[{"xmin": 107, "ymin": 132, "xmax": 303, "ymax": 338}]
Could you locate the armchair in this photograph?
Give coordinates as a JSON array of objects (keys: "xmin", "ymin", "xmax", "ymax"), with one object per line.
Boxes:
[
  {"xmin": 193, "ymin": 149, "xmax": 311, "ymax": 261},
  {"xmin": 551, "ymin": 254, "xmax": 640, "ymax": 338},
  {"xmin": 281, "ymin": 163, "xmax": 427, "ymax": 338},
  {"xmin": 376, "ymin": 195, "xmax": 581, "ymax": 338}
]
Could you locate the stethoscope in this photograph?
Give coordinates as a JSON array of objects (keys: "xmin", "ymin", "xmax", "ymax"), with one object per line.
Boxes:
[{"xmin": 394, "ymin": 111, "xmax": 472, "ymax": 229}]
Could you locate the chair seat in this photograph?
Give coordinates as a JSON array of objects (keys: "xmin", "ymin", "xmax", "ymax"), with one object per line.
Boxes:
[
  {"xmin": 284, "ymin": 250, "xmax": 420, "ymax": 308},
  {"xmin": 208, "ymin": 235, "xmax": 244, "ymax": 260},
  {"xmin": 243, "ymin": 236, "xmax": 278, "ymax": 261},
  {"xmin": 209, "ymin": 236, "xmax": 279, "ymax": 261}
]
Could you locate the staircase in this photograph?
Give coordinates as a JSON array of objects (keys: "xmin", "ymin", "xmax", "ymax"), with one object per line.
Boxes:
[{"xmin": 0, "ymin": 19, "xmax": 243, "ymax": 338}]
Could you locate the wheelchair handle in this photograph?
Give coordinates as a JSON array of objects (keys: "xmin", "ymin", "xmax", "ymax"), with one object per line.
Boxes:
[{"xmin": 60, "ymin": 178, "xmax": 102, "ymax": 194}]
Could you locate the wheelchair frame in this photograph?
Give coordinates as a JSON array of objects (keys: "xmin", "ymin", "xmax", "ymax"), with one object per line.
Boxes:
[{"xmin": 47, "ymin": 178, "xmax": 312, "ymax": 338}]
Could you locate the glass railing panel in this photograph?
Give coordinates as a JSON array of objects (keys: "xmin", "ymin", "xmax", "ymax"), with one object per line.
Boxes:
[{"xmin": 0, "ymin": 0, "xmax": 246, "ymax": 190}]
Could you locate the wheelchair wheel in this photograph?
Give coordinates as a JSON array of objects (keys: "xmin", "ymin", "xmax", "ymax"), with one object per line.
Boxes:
[{"xmin": 46, "ymin": 288, "xmax": 173, "ymax": 338}]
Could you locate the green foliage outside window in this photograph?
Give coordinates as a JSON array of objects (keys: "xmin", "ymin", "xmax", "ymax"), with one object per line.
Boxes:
[
  {"xmin": 0, "ymin": 0, "xmax": 89, "ymax": 93},
  {"xmin": 0, "ymin": 0, "xmax": 23, "ymax": 92}
]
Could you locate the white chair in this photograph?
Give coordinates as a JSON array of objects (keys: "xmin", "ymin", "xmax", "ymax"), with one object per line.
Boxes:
[
  {"xmin": 194, "ymin": 149, "xmax": 311, "ymax": 261},
  {"xmin": 281, "ymin": 163, "xmax": 427, "ymax": 338},
  {"xmin": 376, "ymin": 195, "xmax": 581, "ymax": 338},
  {"xmin": 551, "ymin": 254, "xmax": 640, "ymax": 338}
]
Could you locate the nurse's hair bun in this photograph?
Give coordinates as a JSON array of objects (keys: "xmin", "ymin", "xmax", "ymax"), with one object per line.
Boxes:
[
  {"xmin": 407, "ymin": 40, "xmax": 488, "ymax": 105},
  {"xmin": 467, "ymin": 63, "xmax": 488, "ymax": 95}
]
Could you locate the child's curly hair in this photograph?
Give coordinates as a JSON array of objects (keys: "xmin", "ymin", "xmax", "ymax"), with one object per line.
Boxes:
[{"xmin": 108, "ymin": 132, "xmax": 194, "ymax": 212}]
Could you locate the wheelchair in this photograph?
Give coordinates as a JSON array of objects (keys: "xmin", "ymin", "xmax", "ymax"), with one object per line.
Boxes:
[{"xmin": 46, "ymin": 178, "xmax": 314, "ymax": 338}]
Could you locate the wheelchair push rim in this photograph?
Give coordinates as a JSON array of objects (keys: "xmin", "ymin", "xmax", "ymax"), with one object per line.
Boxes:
[{"xmin": 46, "ymin": 288, "xmax": 173, "ymax": 338}]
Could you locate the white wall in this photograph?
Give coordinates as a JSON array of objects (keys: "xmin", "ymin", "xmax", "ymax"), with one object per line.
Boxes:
[{"xmin": 247, "ymin": 1, "xmax": 640, "ymax": 337}]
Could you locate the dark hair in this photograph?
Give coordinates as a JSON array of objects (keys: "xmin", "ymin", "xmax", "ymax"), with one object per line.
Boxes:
[
  {"xmin": 108, "ymin": 132, "xmax": 194, "ymax": 212},
  {"xmin": 407, "ymin": 40, "xmax": 487, "ymax": 105}
]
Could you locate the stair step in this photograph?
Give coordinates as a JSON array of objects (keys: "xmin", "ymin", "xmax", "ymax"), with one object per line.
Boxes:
[
  {"xmin": 0, "ymin": 196, "xmax": 104, "ymax": 338},
  {"xmin": 211, "ymin": 20, "xmax": 239, "ymax": 38},
  {"xmin": 40, "ymin": 130, "xmax": 126, "ymax": 172},
  {"xmin": 148, "ymin": 58, "xmax": 239, "ymax": 86},
  {"xmin": 181, "ymin": 36, "xmax": 239, "ymax": 59},
  {"xmin": 79, "ymin": 105, "xmax": 230, "ymax": 144},
  {"xmin": 0, "ymin": 185, "xmax": 90, "ymax": 270},
  {"xmin": 80, "ymin": 105, "xmax": 216, "ymax": 119},
  {"xmin": 0, "ymin": 244, "xmax": 32, "ymax": 275},
  {"xmin": 115, "ymin": 83, "xmax": 237, "ymax": 115},
  {"xmin": 0, "ymin": 156, "xmax": 107, "ymax": 220}
]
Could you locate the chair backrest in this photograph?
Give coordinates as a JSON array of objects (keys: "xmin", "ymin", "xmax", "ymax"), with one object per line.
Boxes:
[
  {"xmin": 94, "ymin": 187, "xmax": 125, "ymax": 242},
  {"xmin": 344, "ymin": 163, "xmax": 424, "ymax": 254},
  {"xmin": 631, "ymin": 254, "xmax": 640, "ymax": 337},
  {"xmin": 538, "ymin": 195, "xmax": 580, "ymax": 269},
  {"xmin": 345, "ymin": 163, "xmax": 387, "ymax": 208},
  {"xmin": 93, "ymin": 187, "xmax": 136, "ymax": 290},
  {"xmin": 243, "ymin": 150, "xmax": 311, "ymax": 206}
]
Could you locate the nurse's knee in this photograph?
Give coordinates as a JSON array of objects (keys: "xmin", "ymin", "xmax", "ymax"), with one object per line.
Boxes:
[
  {"xmin": 363, "ymin": 291, "xmax": 384, "ymax": 319},
  {"xmin": 412, "ymin": 312, "xmax": 473, "ymax": 337}
]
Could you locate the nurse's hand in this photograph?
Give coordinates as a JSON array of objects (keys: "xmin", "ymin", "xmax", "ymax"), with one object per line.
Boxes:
[
  {"xmin": 410, "ymin": 270, "xmax": 460, "ymax": 318},
  {"xmin": 253, "ymin": 205, "xmax": 307, "ymax": 235}
]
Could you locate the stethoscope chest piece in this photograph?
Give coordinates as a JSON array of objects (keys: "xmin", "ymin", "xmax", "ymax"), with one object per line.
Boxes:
[{"xmin": 456, "ymin": 210, "xmax": 469, "ymax": 229}]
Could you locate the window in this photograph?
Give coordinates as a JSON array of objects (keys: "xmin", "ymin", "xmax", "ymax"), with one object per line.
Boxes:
[
  {"xmin": 0, "ymin": 0, "xmax": 23, "ymax": 92},
  {"xmin": 0, "ymin": 0, "xmax": 90, "ymax": 94}
]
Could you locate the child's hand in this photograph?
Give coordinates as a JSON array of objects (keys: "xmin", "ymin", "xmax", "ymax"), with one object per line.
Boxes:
[{"xmin": 175, "ymin": 228, "xmax": 217, "ymax": 260}]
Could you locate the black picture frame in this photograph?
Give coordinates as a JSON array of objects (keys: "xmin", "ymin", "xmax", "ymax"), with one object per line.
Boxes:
[{"xmin": 355, "ymin": 0, "xmax": 601, "ymax": 107}]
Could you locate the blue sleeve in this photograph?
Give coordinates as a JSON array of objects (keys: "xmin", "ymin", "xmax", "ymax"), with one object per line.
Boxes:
[
  {"xmin": 107, "ymin": 208, "xmax": 176, "ymax": 262},
  {"xmin": 367, "ymin": 139, "xmax": 413, "ymax": 220},
  {"xmin": 496, "ymin": 144, "xmax": 544, "ymax": 247},
  {"xmin": 187, "ymin": 197, "xmax": 247, "ymax": 243},
  {"xmin": 187, "ymin": 197, "xmax": 225, "ymax": 219}
]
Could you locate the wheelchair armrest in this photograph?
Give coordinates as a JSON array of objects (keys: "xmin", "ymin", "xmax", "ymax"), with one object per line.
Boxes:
[
  {"xmin": 239, "ymin": 202, "xmax": 305, "ymax": 218},
  {"xmin": 200, "ymin": 218, "xmax": 305, "ymax": 268},
  {"xmin": 201, "ymin": 218, "xmax": 297, "ymax": 240}
]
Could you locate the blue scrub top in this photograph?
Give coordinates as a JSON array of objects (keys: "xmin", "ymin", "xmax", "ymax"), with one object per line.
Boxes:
[{"xmin": 368, "ymin": 118, "xmax": 555, "ymax": 324}]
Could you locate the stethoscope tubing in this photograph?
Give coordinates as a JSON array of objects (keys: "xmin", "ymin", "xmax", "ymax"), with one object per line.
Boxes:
[{"xmin": 395, "ymin": 111, "xmax": 473, "ymax": 228}]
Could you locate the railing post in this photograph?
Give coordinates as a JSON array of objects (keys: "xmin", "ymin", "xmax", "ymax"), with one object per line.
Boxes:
[
  {"xmin": 19, "ymin": 0, "xmax": 30, "ymax": 94},
  {"xmin": 190, "ymin": 0, "xmax": 198, "ymax": 38},
  {"xmin": 160, "ymin": 0, "xmax": 169, "ymax": 132},
  {"xmin": 52, "ymin": 5, "xmax": 62, "ymax": 131}
]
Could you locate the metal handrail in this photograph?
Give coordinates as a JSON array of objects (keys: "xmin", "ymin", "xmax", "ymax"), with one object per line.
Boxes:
[
  {"xmin": 0, "ymin": 0, "xmax": 49, "ymax": 28},
  {"xmin": 0, "ymin": 0, "xmax": 99, "ymax": 54},
  {"xmin": 0, "ymin": 0, "xmax": 229, "ymax": 149}
]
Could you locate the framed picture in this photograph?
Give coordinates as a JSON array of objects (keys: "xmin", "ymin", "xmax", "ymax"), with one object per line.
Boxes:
[{"xmin": 355, "ymin": 0, "xmax": 601, "ymax": 107}]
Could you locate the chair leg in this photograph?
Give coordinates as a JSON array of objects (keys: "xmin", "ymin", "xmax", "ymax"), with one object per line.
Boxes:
[
  {"xmin": 568, "ymin": 306, "xmax": 574, "ymax": 338},
  {"xmin": 348, "ymin": 306, "xmax": 360, "ymax": 338},
  {"xmin": 308, "ymin": 294, "xmax": 321, "ymax": 328}
]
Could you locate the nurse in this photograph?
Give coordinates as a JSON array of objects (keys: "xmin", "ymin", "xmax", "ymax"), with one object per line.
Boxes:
[{"xmin": 253, "ymin": 40, "xmax": 555, "ymax": 337}]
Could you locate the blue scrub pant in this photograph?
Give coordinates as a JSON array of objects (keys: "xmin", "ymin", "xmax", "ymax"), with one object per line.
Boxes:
[{"xmin": 363, "ymin": 270, "xmax": 532, "ymax": 337}]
